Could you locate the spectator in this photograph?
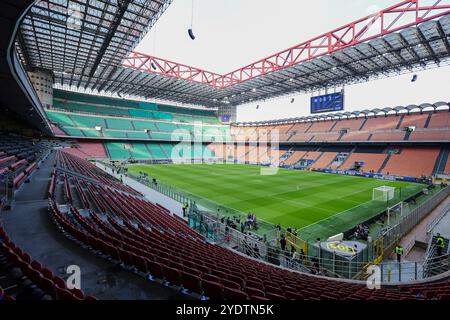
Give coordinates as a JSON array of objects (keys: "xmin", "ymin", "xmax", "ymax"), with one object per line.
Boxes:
[
  {"xmin": 299, "ymin": 249, "xmax": 305, "ymax": 262},
  {"xmin": 253, "ymin": 244, "xmax": 260, "ymax": 259},
  {"xmin": 224, "ymin": 225, "xmax": 230, "ymax": 242},
  {"xmin": 240, "ymin": 222, "xmax": 245, "ymax": 234},
  {"xmin": 436, "ymin": 233, "xmax": 446, "ymax": 257},
  {"xmin": 280, "ymin": 235, "xmax": 287, "ymax": 252},
  {"xmin": 290, "ymin": 245, "xmax": 296, "ymax": 257},
  {"xmin": 182, "ymin": 202, "xmax": 189, "ymax": 217},
  {"xmin": 394, "ymin": 244, "xmax": 404, "ymax": 263}
]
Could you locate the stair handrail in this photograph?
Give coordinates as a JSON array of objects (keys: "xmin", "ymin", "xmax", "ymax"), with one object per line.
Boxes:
[{"xmin": 426, "ymin": 203, "xmax": 450, "ymax": 243}]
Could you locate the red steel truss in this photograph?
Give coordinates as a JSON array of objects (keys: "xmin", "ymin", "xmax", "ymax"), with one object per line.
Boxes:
[{"xmin": 123, "ymin": 0, "xmax": 450, "ymax": 89}]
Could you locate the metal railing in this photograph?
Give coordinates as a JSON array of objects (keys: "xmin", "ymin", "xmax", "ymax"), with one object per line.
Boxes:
[
  {"xmin": 426, "ymin": 203, "xmax": 450, "ymax": 244},
  {"xmin": 376, "ymin": 186, "xmax": 450, "ymax": 257}
]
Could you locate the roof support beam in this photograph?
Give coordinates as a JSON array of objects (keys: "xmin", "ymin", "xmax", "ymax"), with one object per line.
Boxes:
[
  {"xmin": 88, "ymin": 0, "xmax": 133, "ymax": 78},
  {"xmin": 124, "ymin": 0, "xmax": 450, "ymax": 88}
]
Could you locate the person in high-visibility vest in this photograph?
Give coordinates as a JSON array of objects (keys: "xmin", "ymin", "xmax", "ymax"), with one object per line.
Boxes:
[
  {"xmin": 182, "ymin": 202, "xmax": 189, "ymax": 217},
  {"xmin": 394, "ymin": 245, "xmax": 404, "ymax": 263},
  {"xmin": 436, "ymin": 233, "xmax": 446, "ymax": 257}
]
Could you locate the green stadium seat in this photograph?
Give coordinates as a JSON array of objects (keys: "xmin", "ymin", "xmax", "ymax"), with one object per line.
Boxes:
[
  {"xmin": 106, "ymin": 118, "xmax": 134, "ymax": 130},
  {"xmin": 62, "ymin": 127, "xmax": 84, "ymax": 137},
  {"xmin": 47, "ymin": 111, "xmax": 75, "ymax": 126},
  {"xmin": 70, "ymin": 114, "xmax": 105, "ymax": 128},
  {"xmin": 127, "ymin": 132, "xmax": 151, "ymax": 139},
  {"xmin": 81, "ymin": 130, "xmax": 102, "ymax": 137},
  {"xmin": 105, "ymin": 142, "xmax": 131, "ymax": 160},
  {"xmin": 130, "ymin": 143, "xmax": 152, "ymax": 159},
  {"xmin": 129, "ymin": 109, "xmax": 154, "ymax": 119},
  {"xmin": 132, "ymin": 120, "xmax": 158, "ymax": 131},
  {"xmin": 149, "ymin": 132, "xmax": 173, "ymax": 140},
  {"xmin": 147, "ymin": 144, "xmax": 168, "ymax": 159},
  {"xmin": 103, "ymin": 131, "xmax": 128, "ymax": 139}
]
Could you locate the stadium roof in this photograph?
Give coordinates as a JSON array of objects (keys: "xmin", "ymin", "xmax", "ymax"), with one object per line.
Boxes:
[{"xmin": 16, "ymin": 0, "xmax": 450, "ymax": 108}]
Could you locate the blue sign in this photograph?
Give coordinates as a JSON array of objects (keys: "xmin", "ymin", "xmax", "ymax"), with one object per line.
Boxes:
[
  {"xmin": 311, "ymin": 91, "xmax": 344, "ymax": 114},
  {"xmin": 221, "ymin": 115, "xmax": 231, "ymax": 123}
]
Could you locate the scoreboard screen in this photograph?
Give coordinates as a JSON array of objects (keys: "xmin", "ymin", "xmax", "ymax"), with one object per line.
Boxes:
[
  {"xmin": 220, "ymin": 115, "xmax": 231, "ymax": 123},
  {"xmin": 310, "ymin": 92, "xmax": 344, "ymax": 114}
]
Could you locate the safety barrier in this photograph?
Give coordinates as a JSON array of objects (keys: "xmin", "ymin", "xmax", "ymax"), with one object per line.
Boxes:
[{"xmin": 376, "ymin": 186, "xmax": 450, "ymax": 258}]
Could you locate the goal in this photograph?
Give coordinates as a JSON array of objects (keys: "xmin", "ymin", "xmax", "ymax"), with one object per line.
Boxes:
[{"xmin": 372, "ymin": 186, "xmax": 395, "ymax": 202}]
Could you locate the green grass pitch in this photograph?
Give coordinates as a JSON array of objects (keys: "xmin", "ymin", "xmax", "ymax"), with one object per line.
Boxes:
[{"xmin": 128, "ymin": 164, "xmax": 423, "ymax": 240}]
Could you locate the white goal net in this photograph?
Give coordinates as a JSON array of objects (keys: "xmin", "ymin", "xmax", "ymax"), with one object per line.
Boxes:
[{"xmin": 372, "ymin": 186, "xmax": 395, "ymax": 202}]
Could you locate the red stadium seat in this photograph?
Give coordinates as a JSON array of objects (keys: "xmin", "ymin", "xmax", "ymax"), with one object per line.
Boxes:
[
  {"xmin": 181, "ymin": 271, "xmax": 202, "ymax": 295},
  {"xmin": 223, "ymin": 287, "xmax": 249, "ymax": 300},
  {"xmin": 162, "ymin": 266, "xmax": 182, "ymax": 286},
  {"xmin": 201, "ymin": 280, "xmax": 223, "ymax": 300}
]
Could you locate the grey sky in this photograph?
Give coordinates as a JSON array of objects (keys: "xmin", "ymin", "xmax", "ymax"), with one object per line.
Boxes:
[{"xmin": 135, "ymin": 0, "xmax": 450, "ymax": 122}]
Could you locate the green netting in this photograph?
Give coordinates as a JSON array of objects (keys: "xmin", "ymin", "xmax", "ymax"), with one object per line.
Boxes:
[
  {"xmin": 46, "ymin": 111, "xmax": 75, "ymax": 126},
  {"xmin": 105, "ymin": 142, "xmax": 131, "ymax": 160},
  {"xmin": 106, "ymin": 118, "xmax": 134, "ymax": 130}
]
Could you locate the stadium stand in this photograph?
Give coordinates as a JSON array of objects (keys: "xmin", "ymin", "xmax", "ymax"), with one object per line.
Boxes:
[
  {"xmin": 230, "ymin": 107, "xmax": 450, "ymax": 144},
  {"xmin": 282, "ymin": 151, "xmax": 306, "ymax": 166},
  {"xmin": 340, "ymin": 153, "xmax": 388, "ymax": 173},
  {"xmin": 340, "ymin": 131, "xmax": 372, "ymax": 141},
  {"xmin": 47, "ymin": 150, "xmax": 450, "ymax": 301},
  {"xmin": 0, "ymin": 135, "xmax": 46, "ymax": 189},
  {"xmin": 332, "ymin": 118, "xmax": 366, "ymax": 132},
  {"xmin": 53, "ymin": 90, "xmax": 220, "ymax": 124},
  {"xmin": 0, "ymin": 223, "xmax": 91, "ymax": 300},
  {"xmin": 401, "ymin": 113, "xmax": 430, "ymax": 128},
  {"xmin": 63, "ymin": 142, "xmax": 107, "ymax": 159},
  {"xmin": 428, "ymin": 111, "xmax": 450, "ymax": 128},
  {"xmin": 361, "ymin": 114, "xmax": 402, "ymax": 131},
  {"xmin": 370, "ymin": 131, "xmax": 406, "ymax": 141},
  {"xmin": 382, "ymin": 147, "xmax": 441, "ymax": 177},
  {"xmin": 310, "ymin": 153, "xmax": 338, "ymax": 169}
]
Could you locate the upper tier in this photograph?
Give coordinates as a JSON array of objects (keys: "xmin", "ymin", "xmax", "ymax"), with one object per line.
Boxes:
[
  {"xmin": 47, "ymin": 90, "xmax": 230, "ymax": 142},
  {"xmin": 53, "ymin": 90, "xmax": 219, "ymax": 124}
]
